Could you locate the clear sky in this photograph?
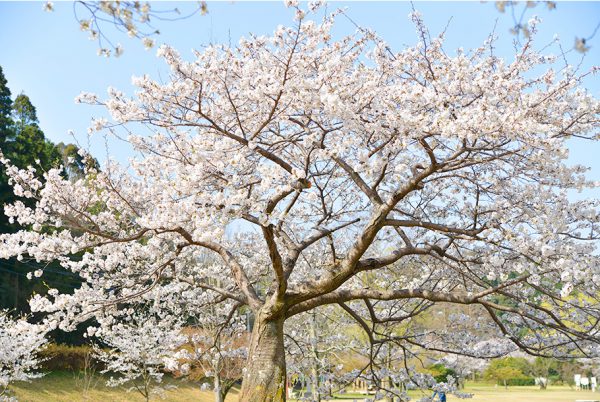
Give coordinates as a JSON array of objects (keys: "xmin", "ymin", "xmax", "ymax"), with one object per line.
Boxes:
[{"xmin": 0, "ymin": 1, "xmax": 599, "ymax": 196}]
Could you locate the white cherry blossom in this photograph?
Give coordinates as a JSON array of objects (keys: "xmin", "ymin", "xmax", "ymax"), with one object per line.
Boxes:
[{"xmin": 0, "ymin": 312, "xmax": 48, "ymax": 400}]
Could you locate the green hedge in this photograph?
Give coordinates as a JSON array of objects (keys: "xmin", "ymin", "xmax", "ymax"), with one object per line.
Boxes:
[{"xmin": 503, "ymin": 378, "xmax": 536, "ymax": 386}]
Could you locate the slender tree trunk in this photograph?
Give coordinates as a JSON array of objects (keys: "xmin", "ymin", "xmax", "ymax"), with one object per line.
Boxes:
[
  {"xmin": 384, "ymin": 345, "xmax": 393, "ymax": 402},
  {"xmin": 309, "ymin": 311, "xmax": 321, "ymax": 402},
  {"xmin": 143, "ymin": 369, "xmax": 150, "ymax": 402},
  {"xmin": 214, "ymin": 373, "xmax": 224, "ymax": 402},
  {"xmin": 239, "ymin": 313, "xmax": 286, "ymax": 402}
]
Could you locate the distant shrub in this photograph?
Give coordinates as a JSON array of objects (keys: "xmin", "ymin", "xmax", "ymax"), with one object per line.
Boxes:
[
  {"xmin": 426, "ymin": 363, "xmax": 457, "ymax": 383},
  {"xmin": 39, "ymin": 344, "xmax": 103, "ymax": 371},
  {"xmin": 505, "ymin": 378, "xmax": 536, "ymax": 386}
]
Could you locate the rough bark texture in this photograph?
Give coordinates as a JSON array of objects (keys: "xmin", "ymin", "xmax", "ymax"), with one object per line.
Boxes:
[{"xmin": 239, "ymin": 313, "xmax": 286, "ymax": 402}]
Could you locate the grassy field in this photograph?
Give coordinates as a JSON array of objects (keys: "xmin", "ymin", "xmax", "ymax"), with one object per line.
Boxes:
[
  {"xmin": 322, "ymin": 386, "xmax": 600, "ymax": 402},
  {"xmin": 428, "ymin": 384, "xmax": 599, "ymax": 402},
  {"xmin": 8, "ymin": 374, "xmax": 600, "ymax": 402},
  {"xmin": 9, "ymin": 371, "xmax": 239, "ymax": 402},
  {"xmin": 315, "ymin": 386, "xmax": 600, "ymax": 401}
]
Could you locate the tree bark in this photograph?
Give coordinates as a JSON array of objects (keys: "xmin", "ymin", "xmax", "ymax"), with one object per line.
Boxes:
[
  {"xmin": 309, "ymin": 311, "xmax": 321, "ymax": 402},
  {"xmin": 239, "ymin": 312, "xmax": 286, "ymax": 401},
  {"xmin": 214, "ymin": 373, "xmax": 224, "ymax": 402}
]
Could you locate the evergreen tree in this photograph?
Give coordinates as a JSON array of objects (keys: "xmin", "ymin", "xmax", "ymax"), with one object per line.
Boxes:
[
  {"xmin": 0, "ymin": 67, "xmax": 12, "ymax": 141},
  {"xmin": 0, "ymin": 66, "xmax": 85, "ymax": 328},
  {"xmin": 12, "ymin": 93, "xmax": 38, "ymax": 129}
]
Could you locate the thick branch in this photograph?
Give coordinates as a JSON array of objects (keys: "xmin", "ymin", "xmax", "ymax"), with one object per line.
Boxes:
[{"xmin": 175, "ymin": 227, "xmax": 262, "ymax": 310}]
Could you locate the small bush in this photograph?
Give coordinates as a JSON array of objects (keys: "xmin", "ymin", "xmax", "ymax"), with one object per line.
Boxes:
[{"xmin": 39, "ymin": 344, "xmax": 103, "ymax": 371}]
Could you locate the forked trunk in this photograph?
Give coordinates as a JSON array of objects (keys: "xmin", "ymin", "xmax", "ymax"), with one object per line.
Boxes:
[{"xmin": 239, "ymin": 314, "xmax": 286, "ymax": 401}]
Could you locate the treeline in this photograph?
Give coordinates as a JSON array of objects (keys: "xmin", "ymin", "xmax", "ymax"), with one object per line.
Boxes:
[
  {"xmin": 483, "ymin": 356, "xmax": 582, "ymax": 389},
  {"xmin": 0, "ymin": 65, "xmax": 90, "ymax": 343}
]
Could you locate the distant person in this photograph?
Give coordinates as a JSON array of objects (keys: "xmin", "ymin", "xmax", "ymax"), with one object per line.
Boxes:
[{"xmin": 432, "ymin": 390, "xmax": 447, "ymax": 402}]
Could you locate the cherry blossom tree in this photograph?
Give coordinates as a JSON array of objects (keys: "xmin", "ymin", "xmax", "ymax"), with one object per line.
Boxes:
[
  {"xmin": 91, "ymin": 307, "xmax": 187, "ymax": 402},
  {"xmin": 286, "ymin": 305, "xmax": 351, "ymax": 401},
  {"xmin": 0, "ymin": 311, "xmax": 48, "ymax": 400},
  {"xmin": 1, "ymin": 3, "xmax": 600, "ymax": 401},
  {"xmin": 439, "ymin": 354, "xmax": 488, "ymax": 389},
  {"xmin": 88, "ymin": 266, "xmax": 246, "ymax": 402},
  {"xmin": 181, "ymin": 298, "xmax": 248, "ymax": 402}
]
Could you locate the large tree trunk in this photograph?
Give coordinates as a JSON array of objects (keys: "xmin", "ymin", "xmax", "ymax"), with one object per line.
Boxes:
[{"xmin": 239, "ymin": 313, "xmax": 286, "ymax": 402}]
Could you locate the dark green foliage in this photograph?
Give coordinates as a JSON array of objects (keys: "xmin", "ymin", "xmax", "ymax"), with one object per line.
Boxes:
[
  {"xmin": 0, "ymin": 67, "xmax": 12, "ymax": 139},
  {"xmin": 0, "ymin": 66, "xmax": 90, "ymax": 343},
  {"xmin": 0, "ymin": 89, "xmax": 60, "ymax": 234},
  {"xmin": 56, "ymin": 141, "xmax": 99, "ymax": 178},
  {"xmin": 0, "ymin": 258, "xmax": 81, "ymax": 312},
  {"xmin": 504, "ymin": 378, "xmax": 536, "ymax": 386},
  {"xmin": 12, "ymin": 93, "xmax": 38, "ymax": 128}
]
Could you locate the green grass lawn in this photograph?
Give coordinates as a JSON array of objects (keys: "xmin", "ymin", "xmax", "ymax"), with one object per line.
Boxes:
[
  {"xmin": 336, "ymin": 384, "xmax": 600, "ymax": 402},
  {"xmin": 9, "ymin": 374, "xmax": 600, "ymax": 402},
  {"xmin": 315, "ymin": 383, "xmax": 600, "ymax": 402},
  {"xmin": 444, "ymin": 383, "xmax": 600, "ymax": 402}
]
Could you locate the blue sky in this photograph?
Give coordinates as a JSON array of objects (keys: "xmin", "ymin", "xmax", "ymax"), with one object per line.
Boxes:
[{"xmin": 0, "ymin": 1, "xmax": 599, "ymax": 196}]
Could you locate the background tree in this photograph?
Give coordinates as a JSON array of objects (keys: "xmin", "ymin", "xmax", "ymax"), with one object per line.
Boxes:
[
  {"xmin": 2, "ymin": 5, "xmax": 600, "ymax": 401},
  {"xmin": 0, "ymin": 69, "xmax": 70, "ymax": 313},
  {"xmin": 0, "ymin": 66, "xmax": 90, "ymax": 348},
  {"xmin": 555, "ymin": 360, "xmax": 582, "ymax": 387},
  {"xmin": 485, "ymin": 366, "xmax": 526, "ymax": 390},
  {"xmin": 0, "ymin": 67, "xmax": 13, "ymax": 142},
  {"xmin": 0, "ymin": 310, "xmax": 48, "ymax": 399},
  {"xmin": 484, "ymin": 357, "xmax": 533, "ymax": 389},
  {"xmin": 440, "ymin": 355, "xmax": 487, "ymax": 389},
  {"xmin": 530, "ymin": 357, "xmax": 559, "ymax": 389},
  {"xmin": 181, "ymin": 298, "xmax": 248, "ymax": 402},
  {"xmin": 92, "ymin": 306, "xmax": 187, "ymax": 402},
  {"xmin": 8, "ymin": 93, "xmax": 60, "ymax": 173},
  {"xmin": 286, "ymin": 305, "xmax": 351, "ymax": 401},
  {"xmin": 55, "ymin": 142, "xmax": 97, "ymax": 180}
]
